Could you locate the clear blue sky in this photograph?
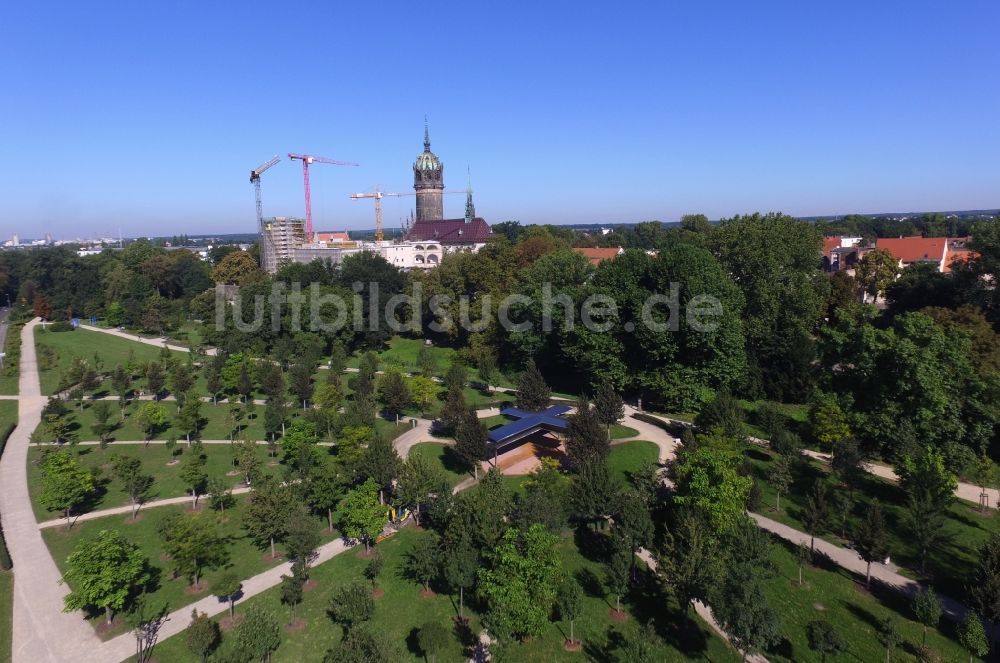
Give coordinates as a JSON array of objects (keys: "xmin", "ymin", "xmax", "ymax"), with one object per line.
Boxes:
[{"xmin": 1, "ymin": 1, "xmax": 998, "ymax": 239}]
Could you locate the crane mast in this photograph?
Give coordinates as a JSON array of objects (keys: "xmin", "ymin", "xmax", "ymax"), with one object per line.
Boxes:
[
  {"xmin": 288, "ymin": 153, "xmax": 359, "ymax": 242},
  {"xmin": 250, "ymin": 155, "xmax": 281, "ymax": 232},
  {"xmin": 350, "ymin": 188, "xmax": 464, "ymax": 242}
]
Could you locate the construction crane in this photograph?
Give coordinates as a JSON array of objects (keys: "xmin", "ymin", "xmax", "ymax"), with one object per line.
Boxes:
[
  {"xmin": 288, "ymin": 153, "xmax": 359, "ymax": 242},
  {"xmin": 249, "ymin": 155, "xmax": 281, "ymax": 231},
  {"xmin": 350, "ymin": 187, "xmax": 464, "ymax": 242}
]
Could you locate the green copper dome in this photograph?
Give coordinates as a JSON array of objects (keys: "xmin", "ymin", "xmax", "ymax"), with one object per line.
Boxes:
[{"xmin": 414, "ymin": 120, "xmax": 442, "ymax": 172}]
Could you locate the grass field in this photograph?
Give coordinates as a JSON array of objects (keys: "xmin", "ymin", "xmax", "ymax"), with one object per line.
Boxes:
[
  {"xmin": 408, "ymin": 443, "xmax": 469, "ymax": 488},
  {"xmin": 43, "ymin": 498, "xmax": 337, "ymax": 641},
  {"xmin": 0, "ymin": 569, "xmax": 9, "ymax": 663},
  {"xmin": 35, "ymin": 327, "xmax": 188, "ymax": 395},
  {"xmin": 610, "ymin": 424, "xmax": 638, "ymax": 439},
  {"xmin": 748, "ymin": 448, "xmax": 998, "ymax": 601},
  {"xmin": 761, "ymin": 534, "xmax": 972, "ymax": 662},
  {"xmin": 26, "ymin": 443, "xmax": 279, "ymax": 521},
  {"xmin": 0, "ymin": 320, "xmax": 21, "ymax": 395},
  {"xmin": 142, "ymin": 525, "xmax": 740, "ymax": 663},
  {"xmin": 0, "ymin": 402, "xmax": 16, "ymax": 440},
  {"xmin": 608, "ymin": 441, "xmax": 659, "ymax": 486}
]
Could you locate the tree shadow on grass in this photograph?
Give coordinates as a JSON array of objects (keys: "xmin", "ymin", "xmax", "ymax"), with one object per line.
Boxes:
[
  {"xmin": 626, "ymin": 564, "xmax": 714, "ymax": 659},
  {"xmin": 440, "ymin": 446, "xmax": 469, "ymax": 475},
  {"xmin": 573, "ymin": 526, "xmax": 612, "ymax": 564}
]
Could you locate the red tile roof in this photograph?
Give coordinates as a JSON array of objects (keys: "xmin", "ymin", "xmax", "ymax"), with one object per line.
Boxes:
[
  {"xmin": 315, "ymin": 231, "xmax": 350, "ymax": 242},
  {"xmin": 822, "ymin": 236, "xmax": 841, "ymax": 258},
  {"xmin": 405, "ymin": 218, "xmax": 492, "ymax": 244},
  {"xmin": 875, "ymin": 236, "xmax": 947, "ymax": 264},
  {"xmin": 573, "ymin": 247, "xmax": 623, "ymax": 266},
  {"xmin": 944, "ymin": 248, "xmax": 976, "ymax": 272}
]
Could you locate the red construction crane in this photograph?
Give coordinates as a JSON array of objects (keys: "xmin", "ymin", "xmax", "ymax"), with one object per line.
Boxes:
[
  {"xmin": 249, "ymin": 155, "xmax": 281, "ymax": 232},
  {"xmin": 288, "ymin": 153, "xmax": 359, "ymax": 242},
  {"xmin": 350, "ymin": 187, "xmax": 463, "ymax": 242}
]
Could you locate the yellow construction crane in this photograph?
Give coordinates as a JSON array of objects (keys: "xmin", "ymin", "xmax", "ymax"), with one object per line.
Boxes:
[{"xmin": 350, "ymin": 187, "xmax": 463, "ymax": 241}]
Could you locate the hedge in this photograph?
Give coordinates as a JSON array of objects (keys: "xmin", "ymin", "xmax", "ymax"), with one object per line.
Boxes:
[
  {"xmin": 632, "ymin": 411, "xmax": 691, "ymax": 438},
  {"xmin": 0, "ymin": 422, "xmax": 13, "ymax": 570}
]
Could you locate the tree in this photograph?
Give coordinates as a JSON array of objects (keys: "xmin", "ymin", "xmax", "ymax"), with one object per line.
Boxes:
[
  {"xmin": 185, "ymin": 609, "xmax": 221, "ymax": 663},
  {"xmin": 809, "ymin": 394, "xmax": 851, "ymax": 451},
  {"xmin": 312, "ymin": 380, "xmax": 344, "ymax": 436},
  {"xmin": 605, "ymin": 533, "xmax": 631, "ymax": 616},
  {"xmin": 854, "ymin": 499, "xmax": 888, "ymax": 588},
  {"xmin": 794, "ymin": 543, "xmax": 812, "ymax": 587},
  {"xmin": 328, "ymin": 582, "xmax": 375, "ymax": 635},
  {"xmin": 204, "ymin": 355, "xmax": 223, "ymax": 404},
  {"xmin": 453, "ymin": 408, "xmax": 488, "ymax": 478},
  {"xmin": 377, "ymin": 368, "xmax": 411, "ymax": 419},
  {"xmin": 244, "ymin": 478, "xmax": 295, "ymax": 559},
  {"xmin": 673, "ymin": 442, "xmax": 752, "ymax": 537},
  {"xmin": 807, "ymin": 620, "xmax": 845, "ymax": 662},
  {"xmin": 417, "ymin": 621, "xmax": 449, "ymax": 663},
  {"xmin": 408, "ymin": 375, "xmax": 437, "ymax": 416},
  {"xmin": 230, "ymin": 604, "xmax": 281, "ymax": 663},
  {"xmin": 441, "ymin": 537, "xmax": 477, "ymax": 622},
  {"xmin": 417, "ymin": 344, "xmax": 437, "ymax": 377},
  {"xmin": 112, "ymin": 455, "xmax": 154, "ymax": 518},
  {"xmin": 476, "ymin": 353, "xmax": 496, "ymax": 393},
  {"xmin": 556, "ymin": 575, "xmax": 583, "ymax": 646},
  {"xmin": 969, "ymin": 532, "xmax": 1000, "ymax": 634},
  {"xmin": 236, "ymin": 362, "xmax": 253, "ymax": 403},
  {"xmin": 771, "ymin": 454, "xmax": 793, "ymax": 512},
  {"xmin": 323, "ymin": 626, "xmax": 401, "ymax": 662},
  {"xmin": 40, "ymin": 450, "xmax": 95, "ymax": 527},
  {"xmin": 144, "ymin": 362, "xmax": 166, "ymax": 400},
  {"xmin": 208, "ymin": 476, "xmax": 235, "ymax": 515},
  {"xmin": 913, "ymin": 587, "xmax": 942, "ymax": 646},
  {"xmin": 829, "ymin": 489, "xmax": 853, "ymax": 539},
  {"xmin": 280, "ymin": 565, "xmax": 306, "ymax": 624},
  {"xmin": 62, "ymin": 529, "xmax": 151, "ymax": 625},
  {"xmin": 830, "ymin": 438, "xmax": 865, "ymax": 492},
  {"xmin": 356, "ymin": 437, "xmax": 401, "ymax": 503},
  {"xmin": 176, "ymin": 395, "xmax": 203, "ymax": 443},
  {"xmin": 958, "ymin": 611, "xmax": 989, "ymax": 663},
  {"xmin": 973, "ymin": 453, "xmax": 994, "ymax": 513},
  {"xmin": 127, "ymin": 596, "xmax": 168, "ymax": 663},
  {"xmin": 397, "ymin": 454, "xmax": 445, "ymax": 524},
  {"xmin": 570, "ymin": 459, "xmax": 618, "ymax": 529},
  {"xmin": 285, "ymin": 508, "xmax": 321, "ymax": 568},
  {"xmin": 260, "ymin": 362, "xmax": 285, "ymax": 402},
  {"xmin": 338, "ymin": 479, "xmax": 388, "ymax": 553},
  {"xmin": 800, "ymin": 480, "xmax": 829, "ymax": 551},
  {"xmin": 477, "ymin": 525, "xmax": 562, "ymax": 641},
  {"xmin": 876, "ymin": 616, "xmax": 900, "ymax": 663},
  {"xmin": 135, "ymin": 402, "xmax": 167, "ymax": 442},
  {"xmin": 288, "ymin": 362, "xmax": 312, "ymax": 409},
  {"xmin": 111, "ymin": 365, "xmax": 132, "ymax": 416},
  {"xmin": 443, "ymin": 358, "xmax": 465, "ymax": 393},
  {"xmin": 516, "ymin": 359, "xmax": 551, "ymax": 411},
  {"xmin": 263, "ymin": 400, "xmax": 288, "ymax": 442},
  {"xmin": 656, "ymin": 508, "xmax": 721, "ymax": 615},
  {"xmin": 593, "ymin": 379, "xmax": 624, "ymax": 437},
  {"xmin": 897, "ymin": 445, "xmax": 958, "ymax": 513},
  {"xmin": 404, "ymin": 532, "xmax": 440, "ymax": 592},
  {"xmin": 308, "ymin": 461, "xmax": 345, "ymax": 532},
  {"xmin": 566, "ymin": 396, "xmax": 610, "ymax": 469},
  {"xmin": 213, "ymin": 571, "xmax": 242, "ymax": 619},
  {"xmin": 158, "ymin": 512, "xmax": 228, "ymax": 587},
  {"xmin": 179, "ymin": 455, "xmax": 208, "ymax": 508},
  {"xmin": 90, "ymin": 400, "xmax": 116, "ymax": 446},
  {"xmin": 169, "ymin": 362, "xmax": 195, "ymax": 402},
  {"xmin": 612, "ymin": 489, "xmax": 654, "ymax": 555},
  {"xmin": 856, "ymin": 247, "xmax": 900, "ymax": 299},
  {"xmin": 236, "ymin": 438, "xmax": 263, "ymax": 486},
  {"xmin": 514, "ymin": 457, "xmax": 570, "ymax": 533},
  {"xmin": 694, "ymin": 389, "xmax": 744, "ymax": 440},
  {"xmin": 364, "ymin": 551, "xmax": 384, "ymax": 592},
  {"xmin": 905, "ymin": 490, "xmax": 949, "ymax": 576}
]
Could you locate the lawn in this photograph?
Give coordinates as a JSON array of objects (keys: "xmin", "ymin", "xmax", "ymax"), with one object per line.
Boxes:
[
  {"xmin": 408, "ymin": 443, "xmax": 469, "ymax": 488},
  {"xmin": 0, "ymin": 401, "xmax": 16, "ymax": 440},
  {"xmin": 43, "ymin": 498, "xmax": 337, "ymax": 641},
  {"xmin": 35, "ymin": 326, "xmax": 188, "ymax": 395},
  {"xmin": 0, "ymin": 569, "xmax": 10, "ymax": 663},
  {"xmin": 610, "ymin": 424, "xmax": 638, "ymax": 440},
  {"xmin": 0, "ymin": 320, "xmax": 21, "ymax": 395},
  {"xmin": 748, "ymin": 447, "xmax": 999, "ymax": 603},
  {"xmin": 56, "ymin": 399, "xmax": 267, "ymax": 443},
  {"xmin": 141, "ymin": 526, "xmax": 740, "ymax": 663},
  {"xmin": 761, "ymin": 534, "xmax": 973, "ymax": 662},
  {"xmin": 347, "ymin": 337, "xmax": 518, "ymax": 388},
  {"xmin": 26, "ymin": 442, "xmax": 278, "ymax": 521},
  {"xmin": 608, "ymin": 441, "xmax": 659, "ymax": 487}
]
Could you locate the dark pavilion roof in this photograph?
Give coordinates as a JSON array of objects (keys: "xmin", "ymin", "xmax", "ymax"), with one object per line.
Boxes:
[
  {"xmin": 406, "ymin": 217, "xmax": 492, "ymax": 244},
  {"xmin": 488, "ymin": 404, "xmax": 571, "ymax": 449}
]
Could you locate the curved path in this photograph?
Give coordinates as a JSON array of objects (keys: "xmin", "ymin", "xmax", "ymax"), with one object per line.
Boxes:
[
  {"xmin": 78, "ymin": 323, "xmax": 217, "ymax": 355},
  {"xmin": 0, "ymin": 319, "xmax": 103, "ymax": 661}
]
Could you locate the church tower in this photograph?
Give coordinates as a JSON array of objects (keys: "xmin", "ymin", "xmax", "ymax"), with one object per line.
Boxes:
[{"xmin": 413, "ymin": 118, "xmax": 444, "ymax": 223}]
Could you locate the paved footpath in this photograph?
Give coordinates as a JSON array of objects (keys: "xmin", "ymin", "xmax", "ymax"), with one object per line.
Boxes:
[
  {"xmin": 0, "ymin": 319, "xmax": 105, "ymax": 662},
  {"xmin": 78, "ymin": 323, "xmax": 217, "ymax": 355}
]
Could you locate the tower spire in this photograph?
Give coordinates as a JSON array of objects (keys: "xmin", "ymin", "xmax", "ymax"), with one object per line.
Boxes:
[
  {"xmin": 464, "ymin": 166, "xmax": 476, "ymax": 224},
  {"xmin": 423, "ymin": 115, "xmax": 430, "ymax": 152}
]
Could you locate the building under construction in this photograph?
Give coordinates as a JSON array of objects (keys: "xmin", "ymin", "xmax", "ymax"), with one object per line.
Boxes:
[{"xmin": 255, "ymin": 121, "xmax": 491, "ymax": 274}]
